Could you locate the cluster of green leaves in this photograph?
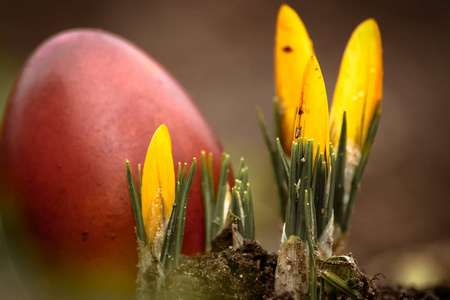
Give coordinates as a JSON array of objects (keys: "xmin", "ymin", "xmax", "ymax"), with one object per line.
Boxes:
[
  {"xmin": 334, "ymin": 102, "xmax": 382, "ymax": 232},
  {"xmin": 126, "ymin": 162, "xmax": 147, "ymax": 244},
  {"xmin": 229, "ymin": 158, "xmax": 255, "ymax": 240},
  {"xmin": 258, "ymin": 99, "xmax": 382, "ymax": 300},
  {"xmin": 125, "ymin": 159, "xmax": 197, "ymax": 271},
  {"xmin": 258, "ymin": 99, "xmax": 382, "ymax": 237},
  {"xmin": 127, "ymin": 149, "xmax": 257, "ymax": 272},
  {"xmin": 276, "ymin": 138, "xmax": 336, "ymax": 300},
  {"xmin": 161, "ymin": 160, "xmax": 197, "ymax": 270},
  {"xmin": 201, "ymin": 152, "xmax": 255, "ymax": 251},
  {"xmin": 201, "ymin": 152, "xmax": 229, "ymax": 251},
  {"xmin": 257, "ymin": 98, "xmax": 336, "ymax": 240},
  {"xmin": 278, "ymin": 138, "xmax": 336, "ymax": 241},
  {"xmin": 256, "ymin": 98, "xmax": 289, "ymax": 220}
]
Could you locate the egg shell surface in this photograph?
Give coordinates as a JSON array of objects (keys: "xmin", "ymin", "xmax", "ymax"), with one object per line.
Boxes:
[{"xmin": 0, "ymin": 29, "xmax": 225, "ymax": 294}]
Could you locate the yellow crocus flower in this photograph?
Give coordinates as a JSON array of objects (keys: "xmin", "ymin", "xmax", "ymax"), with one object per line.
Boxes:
[
  {"xmin": 275, "ymin": 4, "xmax": 314, "ymax": 154},
  {"xmin": 330, "ymin": 19, "xmax": 383, "ymax": 150},
  {"xmin": 292, "ymin": 55, "xmax": 330, "ymax": 163},
  {"xmin": 271, "ymin": 5, "xmax": 383, "ymax": 245},
  {"xmin": 141, "ymin": 124, "xmax": 175, "ymax": 243}
]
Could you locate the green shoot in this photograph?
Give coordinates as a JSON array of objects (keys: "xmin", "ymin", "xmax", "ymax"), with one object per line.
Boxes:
[
  {"xmin": 342, "ymin": 102, "xmax": 381, "ymax": 232},
  {"xmin": 125, "ymin": 160, "xmax": 147, "ymax": 245},
  {"xmin": 229, "ymin": 158, "xmax": 255, "ymax": 239},
  {"xmin": 211, "ymin": 153, "xmax": 230, "ymax": 241},
  {"xmin": 201, "ymin": 152, "xmax": 215, "ymax": 251},
  {"xmin": 333, "ymin": 112, "xmax": 347, "ymax": 230},
  {"xmin": 256, "ymin": 104, "xmax": 289, "ymax": 221},
  {"xmin": 161, "ymin": 159, "xmax": 197, "ymax": 271}
]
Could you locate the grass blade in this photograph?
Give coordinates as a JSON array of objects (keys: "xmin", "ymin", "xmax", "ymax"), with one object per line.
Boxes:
[
  {"xmin": 126, "ymin": 160, "xmax": 147, "ymax": 245},
  {"xmin": 201, "ymin": 152, "xmax": 215, "ymax": 251},
  {"xmin": 257, "ymin": 106, "xmax": 289, "ymax": 221},
  {"xmin": 342, "ymin": 102, "xmax": 381, "ymax": 232},
  {"xmin": 320, "ymin": 270, "xmax": 361, "ymax": 300},
  {"xmin": 161, "ymin": 159, "xmax": 197, "ymax": 270},
  {"xmin": 211, "ymin": 153, "xmax": 230, "ymax": 240},
  {"xmin": 138, "ymin": 163, "xmax": 142, "ymax": 204},
  {"xmin": 333, "ymin": 113, "xmax": 347, "ymax": 229}
]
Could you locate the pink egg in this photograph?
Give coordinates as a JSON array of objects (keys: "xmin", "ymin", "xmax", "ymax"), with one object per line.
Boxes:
[{"xmin": 0, "ymin": 29, "xmax": 226, "ymax": 296}]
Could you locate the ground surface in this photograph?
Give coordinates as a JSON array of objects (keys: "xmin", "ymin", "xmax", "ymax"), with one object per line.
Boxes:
[{"xmin": 159, "ymin": 230, "xmax": 445, "ymax": 299}]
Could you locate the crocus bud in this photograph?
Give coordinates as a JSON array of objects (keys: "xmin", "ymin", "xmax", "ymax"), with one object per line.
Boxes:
[
  {"xmin": 292, "ymin": 55, "xmax": 330, "ymax": 165},
  {"xmin": 275, "ymin": 4, "xmax": 314, "ymax": 154},
  {"xmin": 330, "ymin": 19, "xmax": 383, "ymax": 152},
  {"xmin": 141, "ymin": 124, "xmax": 175, "ymax": 244}
]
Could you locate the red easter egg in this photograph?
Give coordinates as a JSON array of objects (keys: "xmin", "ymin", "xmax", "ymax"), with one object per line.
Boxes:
[{"xmin": 0, "ymin": 29, "xmax": 226, "ymax": 297}]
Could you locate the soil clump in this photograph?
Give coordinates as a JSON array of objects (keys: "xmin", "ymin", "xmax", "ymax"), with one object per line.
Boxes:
[{"xmin": 159, "ymin": 228, "xmax": 442, "ymax": 299}]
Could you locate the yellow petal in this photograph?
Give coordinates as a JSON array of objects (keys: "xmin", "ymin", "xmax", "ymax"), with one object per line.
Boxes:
[
  {"xmin": 275, "ymin": 4, "xmax": 314, "ymax": 154},
  {"xmin": 292, "ymin": 55, "xmax": 330, "ymax": 164},
  {"xmin": 330, "ymin": 19, "xmax": 383, "ymax": 149},
  {"xmin": 141, "ymin": 124, "xmax": 175, "ymax": 243}
]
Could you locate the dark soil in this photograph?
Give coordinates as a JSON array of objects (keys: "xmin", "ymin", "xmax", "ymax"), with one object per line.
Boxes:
[
  {"xmin": 160, "ymin": 228, "xmax": 444, "ymax": 299},
  {"xmin": 374, "ymin": 285, "xmax": 440, "ymax": 300},
  {"xmin": 164, "ymin": 238, "xmax": 277, "ymax": 299}
]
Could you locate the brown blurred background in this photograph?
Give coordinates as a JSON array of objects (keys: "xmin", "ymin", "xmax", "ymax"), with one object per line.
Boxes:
[{"xmin": 0, "ymin": 0, "xmax": 449, "ymax": 298}]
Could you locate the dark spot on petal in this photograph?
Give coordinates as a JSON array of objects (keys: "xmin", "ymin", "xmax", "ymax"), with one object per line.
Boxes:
[
  {"xmin": 298, "ymin": 108, "xmax": 304, "ymax": 115},
  {"xmin": 282, "ymin": 46, "xmax": 293, "ymax": 53}
]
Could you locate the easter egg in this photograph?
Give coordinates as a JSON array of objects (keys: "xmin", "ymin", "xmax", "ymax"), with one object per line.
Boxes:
[{"xmin": 0, "ymin": 29, "xmax": 225, "ymax": 297}]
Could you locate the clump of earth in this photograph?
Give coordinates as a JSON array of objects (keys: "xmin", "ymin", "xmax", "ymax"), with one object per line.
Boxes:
[
  {"xmin": 156, "ymin": 226, "xmax": 443, "ymax": 299},
  {"xmin": 162, "ymin": 225, "xmax": 277, "ymax": 299}
]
